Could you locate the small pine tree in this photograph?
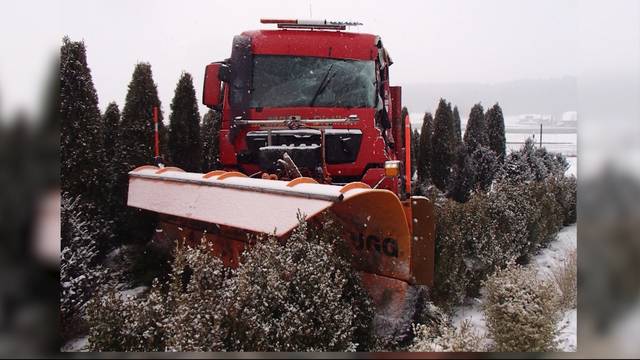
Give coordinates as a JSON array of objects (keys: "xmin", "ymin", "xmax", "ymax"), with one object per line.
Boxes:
[
  {"xmin": 452, "ymin": 105, "xmax": 462, "ymax": 147},
  {"xmin": 201, "ymin": 109, "xmax": 222, "ymax": 171},
  {"xmin": 60, "ymin": 36, "xmax": 114, "ymax": 255},
  {"xmin": 113, "ymin": 62, "xmax": 167, "ymax": 243},
  {"xmin": 486, "ymin": 103, "xmax": 506, "ymax": 162},
  {"xmin": 431, "ymin": 99, "xmax": 456, "ymax": 190},
  {"xmin": 169, "ymin": 72, "xmax": 201, "ymax": 172},
  {"xmin": 60, "ymin": 37, "xmax": 105, "ymax": 199},
  {"xmin": 463, "ymin": 103, "xmax": 488, "ymax": 153},
  {"xmin": 410, "ymin": 127, "xmax": 420, "ymax": 180},
  {"xmin": 101, "ymin": 102, "xmax": 121, "ymax": 232},
  {"xmin": 400, "ymin": 106, "xmax": 409, "ymax": 124},
  {"xmin": 400, "ymin": 106, "xmax": 409, "ymax": 152},
  {"xmin": 102, "ymin": 102, "xmax": 120, "ymax": 170},
  {"xmin": 117, "ymin": 62, "xmax": 168, "ymax": 171},
  {"xmin": 417, "ymin": 112, "xmax": 433, "ymax": 184}
]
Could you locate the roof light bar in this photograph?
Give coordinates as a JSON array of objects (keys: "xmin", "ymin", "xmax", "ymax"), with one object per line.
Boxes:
[{"xmin": 260, "ymin": 19, "xmax": 363, "ymax": 30}]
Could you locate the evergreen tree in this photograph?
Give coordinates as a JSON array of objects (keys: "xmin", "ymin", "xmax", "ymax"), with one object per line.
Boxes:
[
  {"xmin": 169, "ymin": 72, "xmax": 201, "ymax": 172},
  {"xmin": 486, "ymin": 103, "xmax": 506, "ymax": 162},
  {"xmin": 410, "ymin": 128, "xmax": 420, "ymax": 180},
  {"xmin": 463, "ymin": 103, "xmax": 488, "ymax": 153},
  {"xmin": 60, "ymin": 37, "xmax": 112, "ymax": 335},
  {"xmin": 447, "ymin": 144, "xmax": 476, "ymax": 203},
  {"xmin": 60, "ymin": 37, "xmax": 105, "ymax": 199},
  {"xmin": 201, "ymin": 109, "xmax": 222, "ymax": 171},
  {"xmin": 417, "ymin": 112, "xmax": 433, "ymax": 184},
  {"xmin": 471, "ymin": 145, "xmax": 499, "ymax": 192},
  {"xmin": 101, "ymin": 102, "xmax": 122, "ymax": 229},
  {"xmin": 117, "ymin": 62, "xmax": 167, "ymax": 170},
  {"xmin": 464, "ymin": 104, "xmax": 489, "ymax": 153},
  {"xmin": 400, "ymin": 106, "xmax": 409, "ymax": 146},
  {"xmin": 431, "ymin": 98, "xmax": 456, "ymax": 190},
  {"xmin": 453, "ymin": 105, "xmax": 462, "ymax": 146},
  {"xmin": 113, "ymin": 62, "xmax": 167, "ymax": 243},
  {"xmin": 102, "ymin": 102, "xmax": 120, "ymax": 174}
]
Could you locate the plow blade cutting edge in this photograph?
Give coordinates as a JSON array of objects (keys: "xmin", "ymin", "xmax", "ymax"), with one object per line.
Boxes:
[{"xmin": 127, "ymin": 165, "xmax": 435, "ymax": 333}]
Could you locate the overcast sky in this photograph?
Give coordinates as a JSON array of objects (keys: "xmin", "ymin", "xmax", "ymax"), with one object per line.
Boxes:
[{"xmin": 0, "ymin": 0, "xmax": 638, "ymax": 119}]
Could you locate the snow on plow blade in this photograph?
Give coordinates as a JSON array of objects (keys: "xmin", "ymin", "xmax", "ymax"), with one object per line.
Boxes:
[{"xmin": 127, "ymin": 165, "xmax": 434, "ymax": 287}]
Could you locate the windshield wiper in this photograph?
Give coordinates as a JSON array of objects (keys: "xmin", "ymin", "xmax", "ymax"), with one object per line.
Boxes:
[{"xmin": 309, "ymin": 64, "xmax": 335, "ymax": 107}]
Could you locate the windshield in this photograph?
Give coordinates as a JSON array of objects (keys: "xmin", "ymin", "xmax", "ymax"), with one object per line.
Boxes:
[{"xmin": 250, "ymin": 55, "xmax": 376, "ymax": 108}]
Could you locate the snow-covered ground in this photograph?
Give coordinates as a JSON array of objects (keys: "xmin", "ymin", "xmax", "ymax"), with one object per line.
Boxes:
[
  {"xmin": 566, "ymin": 156, "xmax": 577, "ymax": 178},
  {"xmin": 61, "ymin": 335, "xmax": 89, "ymax": 352}
]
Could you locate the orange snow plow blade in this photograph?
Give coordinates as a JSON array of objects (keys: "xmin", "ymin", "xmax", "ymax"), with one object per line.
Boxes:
[{"xmin": 127, "ymin": 165, "xmax": 434, "ymax": 296}]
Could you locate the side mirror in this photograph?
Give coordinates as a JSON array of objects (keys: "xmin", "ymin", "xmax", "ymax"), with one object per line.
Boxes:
[{"xmin": 203, "ymin": 63, "xmax": 223, "ymax": 108}]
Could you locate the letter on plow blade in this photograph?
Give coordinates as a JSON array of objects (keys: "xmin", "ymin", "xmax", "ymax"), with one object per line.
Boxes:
[{"xmin": 351, "ymin": 232, "xmax": 398, "ymax": 258}]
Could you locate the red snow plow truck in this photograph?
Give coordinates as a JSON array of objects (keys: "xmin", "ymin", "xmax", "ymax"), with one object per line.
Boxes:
[{"xmin": 127, "ymin": 19, "xmax": 435, "ymax": 335}]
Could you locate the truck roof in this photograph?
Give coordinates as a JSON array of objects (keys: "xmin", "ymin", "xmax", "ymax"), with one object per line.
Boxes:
[{"xmin": 241, "ymin": 29, "xmax": 379, "ymax": 61}]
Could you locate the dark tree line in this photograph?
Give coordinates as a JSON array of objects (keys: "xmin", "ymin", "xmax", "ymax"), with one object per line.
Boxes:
[
  {"xmin": 413, "ymin": 99, "xmax": 506, "ymax": 202},
  {"xmin": 61, "ymin": 38, "xmax": 223, "ymax": 248}
]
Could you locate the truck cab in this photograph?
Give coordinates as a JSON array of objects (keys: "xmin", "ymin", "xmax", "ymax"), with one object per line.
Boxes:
[{"xmin": 203, "ymin": 19, "xmax": 409, "ymax": 195}]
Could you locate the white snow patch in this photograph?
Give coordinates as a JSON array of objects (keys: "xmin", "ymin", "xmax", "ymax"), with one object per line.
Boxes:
[
  {"xmin": 61, "ymin": 335, "xmax": 89, "ymax": 352},
  {"xmin": 556, "ymin": 309, "xmax": 577, "ymax": 352},
  {"xmin": 566, "ymin": 156, "xmax": 577, "ymax": 178},
  {"xmin": 452, "ymin": 297, "xmax": 488, "ymax": 339},
  {"xmin": 532, "ymin": 224, "xmax": 577, "ymax": 281},
  {"xmin": 117, "ymin": 285, "xmax": 148, "ymax": 300}
]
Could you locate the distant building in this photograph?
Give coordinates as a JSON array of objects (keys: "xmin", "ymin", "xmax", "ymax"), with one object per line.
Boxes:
[
  {"xmin": 518, "ymin": 114, "xmax": 555, "ymax": 126},
  {"xmin": 560, "ymin": 111, "xmax": 578, "ymax": 127}
]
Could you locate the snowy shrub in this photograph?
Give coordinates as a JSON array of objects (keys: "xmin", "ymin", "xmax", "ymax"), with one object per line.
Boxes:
[
  {"xmin": 534, "ymin": 147, "xmax": 569, "ymax": 178},
  {"xmin": 60, "ymin": 193, "xmax": 108, "ymax": 340},
  {"xmin": 551, "ymin": 175, "xmax": 577, "ymax": 225},
  {"xmin": 433, "ymin": 178, "xmax": 568, "ymax": 309},
  {"xmin": 552, "ymin": 248, "xmax": 577, "ymax": 311},
  {"xmin": 447, "ymin": 144, "xmax": 476, "ymax": 203},
  {"xmin": 88, "ymin": 216, "xmax": 373, "ymax": 352},
  {"xmin": 525, "ymin": 181, "xmax": 565, "ymax": 252},
  {"xmin": 412, "ymin": 300, "xmax": 449, "ymax": 337},
  {"xmin": 460, "ymin": 193, "xmax": 515, "ymax": 295},
  {"xmin": 87, "ymin": 282, "xmax": 165, "ymax": 352},
  {"xmin": 432, "ymin": 200, "xmax": 469, "ymax": 311},
  {"xmin": 432, "ymin": 140, "xmax": 574, "ymax": 311},
  {"xmin": 471, "ymin": 145, "xmax": 499, "ymax": 192},
  {"xmin": 562, "ymin": 175, "xmax": 577, "ymax": 225},
  {"xmin": 496, "ymin": 151, "xmax": 534, "ymax": 185},
  {"xmin": 87, "ymin": 238, "xmax": 230, "ymax": 351},
  {"xmin": 497, "ymin": 139, "xmax": 569, "ymax": 186},
  {"xmin": 433, "ymin": 190, "xmax": 523, "ymax": 305},
  {"xmin": 410, "ymin": 319, "xmax": 487, "ymax": 352},
  {"xmin": 86, "ymin": 290, "xmax": 129, "ymax": 351},
  {"xmin": 483, "ymin": 263, "xmax": 560, "ymax": 352},
  {"xmin": 492, "ymin": 180, "xmax": 564, "ymax": 258},
  {"xmin": 487, "ymin": 182, "xmax": 532, "ymax": 261},
  {"xmin": 163, "ymin": 238, "xmax": 232, "ymax": 351},
  {"xmin": 225, "ymin": 216, "xmax": 374, "ymax": 351}
]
